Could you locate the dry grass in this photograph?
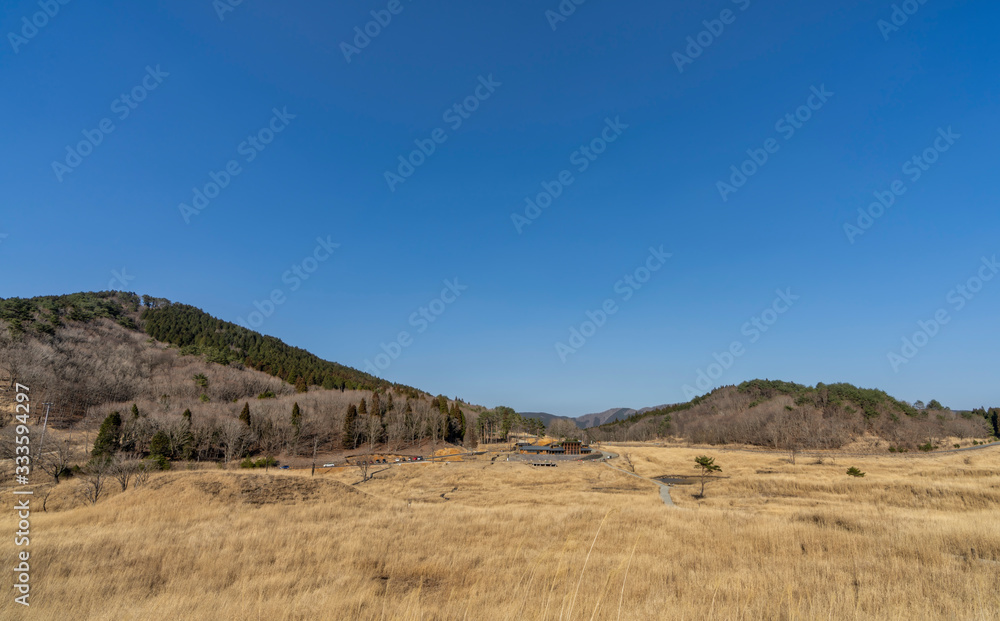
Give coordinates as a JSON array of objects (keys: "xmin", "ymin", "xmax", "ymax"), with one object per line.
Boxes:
[{"xmin": 2, "ymin": 445, "xmax": 998, "ymax": 620}]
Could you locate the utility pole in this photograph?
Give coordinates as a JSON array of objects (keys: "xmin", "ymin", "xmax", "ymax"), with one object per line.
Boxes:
[{"xmin": 37, "ymin": 402, "xmax": 54, "ymax": 455}]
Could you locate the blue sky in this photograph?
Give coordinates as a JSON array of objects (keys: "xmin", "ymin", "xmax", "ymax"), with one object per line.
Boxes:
[{"xmin": 2, "ymin": 0, "xmax": 997, "ymax": 415}]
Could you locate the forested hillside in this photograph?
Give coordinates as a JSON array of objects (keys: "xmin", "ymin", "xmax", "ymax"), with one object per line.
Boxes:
[
  {"xmin": 0, "ymin": 291, "xmax": 418, "ymax": 397},
  {"xmin": 140, "ymin": 299, "xmax": 420, "ymax": 397},
  {"xmin": 585, "ymin": 380, "xmax": 998, "ymax": 450},
  {"xmin": 0, "ymin": 292, "xmax": 546, "ymax": 468}
]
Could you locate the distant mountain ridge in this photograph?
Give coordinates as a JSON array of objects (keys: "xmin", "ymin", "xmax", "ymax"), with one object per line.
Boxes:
[{"xmin": 521, "ymin": 404, "xmax": 673, "ymax": 429}]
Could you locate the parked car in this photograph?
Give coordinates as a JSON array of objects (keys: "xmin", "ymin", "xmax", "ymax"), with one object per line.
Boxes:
[
  {"xmin": 279, "ymin": 465, "xmax": 290, "ymax": 470},
  {"xmin": 322, "ymin": 463, "xmax": 336, "ymax": 467}
]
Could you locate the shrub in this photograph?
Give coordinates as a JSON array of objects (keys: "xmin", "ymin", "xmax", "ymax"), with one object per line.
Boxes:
[
  {"xmin": 147, "ymin": 455, "xmax": 171, "ymax": 471},
  {"xmin": 240, "ymin": 456, "xmax": 278, "ymax": 469},
  {"xmin": 257, "ymin": 390, "xmax": 276, "ymax": 399},
  {"xmin": 846, "ymin": 467, "xmax": 865, "ymax": 478},
  {"xmin": 149, "ymin": 431, "xmax": 172, "ymax": 459}
]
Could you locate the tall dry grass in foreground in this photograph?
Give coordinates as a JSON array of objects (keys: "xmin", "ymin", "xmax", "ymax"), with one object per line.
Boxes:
[{"xmin": 2, "ymin": 446, "xmax": 998, "ymax": 620}]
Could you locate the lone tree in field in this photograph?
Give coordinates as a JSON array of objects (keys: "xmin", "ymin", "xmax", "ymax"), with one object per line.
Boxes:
[
  {"xmin": 846, "ymin": 467, "xmax": 865, "ymax": 478},
  {"xmin": 694, "ymin": 455, "xmax": 721, "ymax": 498}
]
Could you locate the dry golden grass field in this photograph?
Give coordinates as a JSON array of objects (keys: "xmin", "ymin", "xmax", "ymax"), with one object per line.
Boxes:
[{"xmin": 2, "ymin": 444, "xmax": 999, "ymax": 620}]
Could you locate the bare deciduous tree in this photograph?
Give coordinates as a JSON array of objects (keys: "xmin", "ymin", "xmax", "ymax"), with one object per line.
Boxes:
[
  {"xmin": 111, "ymin": 455, "xmax": 141, "ymax": 491},
  {"xmin": 132, "ymin": 462, "xmax": 151, "ymax": 489},
  {"xmin": 37, "ymin": 438, "xmax": 76, "ymax": 484},
  {"xmin": 79, "ymin": 460, "xmax": 110, "ymax": 505},
  {"xmin": 220, "ymin": 418, "xmax": 251, "ymax": 465}
]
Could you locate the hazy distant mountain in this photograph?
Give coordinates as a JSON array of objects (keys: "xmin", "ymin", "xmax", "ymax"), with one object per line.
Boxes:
[
  {"xmin": 521, "ymin": 404, "xmax": 674, "ymax": 429},
  {"xmin": 519, "ymin": 412, "xmax": 577, "ymax": 428}
]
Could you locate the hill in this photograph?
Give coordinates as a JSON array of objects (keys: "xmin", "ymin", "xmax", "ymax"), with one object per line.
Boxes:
[
  {"xmin": 585, "ymin": 379, "xmax": 998, "ymax": 450},
  {"xmin": 0, "ymin": 291, "xmax": 502, "ymax": 461}
]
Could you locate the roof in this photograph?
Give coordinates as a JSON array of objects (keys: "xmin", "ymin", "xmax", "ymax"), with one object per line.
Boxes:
[{"xmin": 520, "ymin": 445, "xmax": 564, "ymax": 453}]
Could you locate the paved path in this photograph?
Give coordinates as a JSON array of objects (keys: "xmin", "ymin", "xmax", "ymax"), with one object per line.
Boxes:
[{"xmin": 598, "ymin": 452, "xmax": 676, "ymax": 508}]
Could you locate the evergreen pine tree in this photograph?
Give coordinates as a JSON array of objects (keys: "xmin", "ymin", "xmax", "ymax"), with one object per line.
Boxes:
[
  {"xmin": 150, "ymin": 431, "xmax": 172, "ymax": 459},
  {"xmin": 342, "ymin": 404, "xmax": 358, "ymax": 449},
  {"xmin": 295, "ymin": 376, "xmax": 308, "ymax": 393},
  {"xmin": 371, "ymin": 392, "xmax": 381, "ymax": 417},
  {"xmin": 239, "ymin": 402, "xmax": 252, "ymax": 427},
  {"xmin": 182, "ymin": 408, "xmax": 192, "ymax": 426},
  {"xmin": 92, "ymin": 411, "xmax": 123, "ymax": 459},
  {"xmin": 358, "ymin": 398, "xmax": 367, "ymax": 415},
  {"xmin": 291, "ymin": 402, "xmax": 302, "ymax": 434},
  {"xmin": 131, "ymin": 403, "xmax": 140, "ymax": 419}
]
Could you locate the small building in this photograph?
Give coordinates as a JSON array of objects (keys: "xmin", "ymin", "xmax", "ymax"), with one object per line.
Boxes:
[
  {"xmin": 517, "ymin": 444, "xmax": 564, "ymax": 455},
  {"xmin": 516, "ymin": 441, "xmax": 594, "ymax": 456},
  {"xmin": 562, "ymin": 440, "xmax": 582, "ymax": 455}
]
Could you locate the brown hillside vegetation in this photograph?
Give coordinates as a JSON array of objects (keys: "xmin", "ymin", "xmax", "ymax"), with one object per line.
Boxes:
[{"xmin": 2, "ymin": 446, "xmax": 998, "ymax": 620}]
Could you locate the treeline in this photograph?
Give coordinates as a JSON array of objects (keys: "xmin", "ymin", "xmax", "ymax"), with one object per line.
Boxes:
[
  {"xmin": 970, "ymin": 407, "xmax": 1000, "ymax": 438},
  {"xmin": 75, "ymin": 389, "xmax": 483, "ymax": 470},
  {"xmin": 477, "ymin": 406, "xmax": 545, "ymax": 443},
  {"xmin": 737, "ymin": 379, "xmax": 918, "ymax": 419},
  {"xmin": 141, "ymin": 301, "xmax": 422, "ymax": 398},
  {"xmin": 343, "ymin": 393, "xmax": 477, "ymax": 450},
  {"xmin": 0, "ymin": 291, "xmax": 140, "ymax": 336},
  {"xmin": 0, "ymin": 291, "xmax": 425, "ymax": 399}
]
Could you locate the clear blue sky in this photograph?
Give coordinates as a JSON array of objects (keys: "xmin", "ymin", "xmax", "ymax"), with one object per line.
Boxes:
[{"xmin": 2, "ymin": 0, "xmax": 997, "ymax": 415}]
